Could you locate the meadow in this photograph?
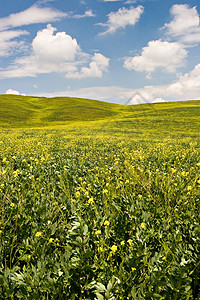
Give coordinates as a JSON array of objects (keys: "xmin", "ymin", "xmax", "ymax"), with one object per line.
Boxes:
[{"xmin": 0, "ymin": 95, "xmax": 200, "ymax": 299}]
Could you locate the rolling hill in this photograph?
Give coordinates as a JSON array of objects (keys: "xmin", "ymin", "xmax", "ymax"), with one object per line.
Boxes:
[{"xmin": 0, "ymin": 94, "xmax": 200, "ymax": 141}]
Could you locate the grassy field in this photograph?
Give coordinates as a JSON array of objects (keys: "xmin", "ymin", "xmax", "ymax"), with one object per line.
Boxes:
[{"xmin": 0, "ymin": 95, "xmax": 200, "ymax": 299}]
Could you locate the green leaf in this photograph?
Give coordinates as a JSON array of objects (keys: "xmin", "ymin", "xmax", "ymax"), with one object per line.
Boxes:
[
  {"xmin": 96, "ymin": 282, "xmax": 106, "ymax": 293},
  {"xmin": 95, "ymin": 293, "xmax": 104, "ymax": 300}
]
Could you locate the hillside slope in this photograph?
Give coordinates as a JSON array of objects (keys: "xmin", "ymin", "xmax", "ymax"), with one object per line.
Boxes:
[
  {"xmin": 0, "ymin": 95, "xmax": 200, "ymax": 141},
  {"xmin": 0, "ymin": 95, "xmax": 121, "ymax": 127}
]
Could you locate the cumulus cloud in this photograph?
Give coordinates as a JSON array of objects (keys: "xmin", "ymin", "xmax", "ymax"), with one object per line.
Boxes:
[
  {"xmin": 98, "ymin": 6, "xmax": 144, "ymax": 35},
  {"xmin": 66, "ymin": 53, "xmax": 110, "ymax": 78},
  {"xmin": 0, "ymin": 25, "xmax": 81, "ymax": 78},
  {"xmin": 32, "ymin": 24, "xmax": 80, "ymax": 63},
  {"xmin": 124, "ymin": 39, "xmax": 187, "ymax": 77},
  {"xmin": 164, "ymin": 4, "xmax": 200, "ymax": 44},
  {"xmin": 166, "ymin": 64, "xmax": 200, "ymax": 99},
  {"xmin": 6, "ymin": 89, "xmax": 26, "ymax": 96},
  {"xmin": 164, "ymin": 5, "xmax": 199, "ymax": 37},
  {"xmin": 0, "ymin": 25, "xmax": 109, "ymax": 79},
  {"xmin": 0, "ymin": 4, "xmax": 67, "ymax": 31},
  {"xmin": 0, "ymin": 4, "xmax": 67, "ymax": 58},
  {"xmin": 0, "ymin": 30, "xmax": 29, "ymax": 57},
  {"xmin": 6, "ymin": 89, "xmax": 20, "ymax": 95}
]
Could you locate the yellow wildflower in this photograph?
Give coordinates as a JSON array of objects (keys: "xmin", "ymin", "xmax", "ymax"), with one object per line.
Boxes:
[
  {"xmin": 110, "ymin": 245, "xmax": 117, "ymax": 253},
  {"xmin": 120, "ymin": 240, "xmax": 125, "ymax": 246},
  {"xmin": 140, "ymin": 222, "xmax": 146, "ymax": 229},
  {"xmin": 35, "ymin": 232, "xmax": 42, "ymax": 237},
  {"xmin": 13, "ymin": 170, "xmax": 19, "ymax": 178},
  {"xmin": 95, "ymin": 230, "xmax": 101, "ymax": 236},
  {"xmin": 171, "ymin": 168, "xmax": 176, "ymax": 173},
  {"xmin": 10, "ymin": 203, "xmax": 15, "ymax": 208},
  {"xmin": 98, "ymin": 247, "xmax": 103, "ymax": 252},
  {"xmin": 88, "ymin": 197, "xmax": 94, "ymax": 204},
  {"xmin": 104, "ymin": 220, "xmax": 110, "ymax": 227},
  {"xmin": 127, "ymin": 239, "xmax": 133, "ymax": 246},
  {"xmin": 131, "ymin": 267, "xmax": 136, "ymax": 272},
  {"xmin": 75, "ymin": 191, "xmax": 81, "ymax": 198}
]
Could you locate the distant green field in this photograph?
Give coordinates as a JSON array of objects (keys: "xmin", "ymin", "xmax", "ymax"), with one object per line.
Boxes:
[
  {"xmin": 0, "ymin": 95, "xmax": 200, "ymax": 142},
  {"xmin": 0, "ymin": 95, "xmax": 200, "ymax": 299}
]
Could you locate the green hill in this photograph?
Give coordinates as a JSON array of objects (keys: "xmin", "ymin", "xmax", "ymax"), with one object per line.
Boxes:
[
  {"xmin": 0, "ymin": 94, "xmax": 200, "ymax": 141},
  {"xmin": 0, "ymin": 95, "xmax": 121, "ymax": 127}
]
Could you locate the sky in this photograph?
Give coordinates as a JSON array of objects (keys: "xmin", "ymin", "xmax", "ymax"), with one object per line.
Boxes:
[{"xmin": 0, "ymin": 0, "xmax": 200, "ymax": 104}]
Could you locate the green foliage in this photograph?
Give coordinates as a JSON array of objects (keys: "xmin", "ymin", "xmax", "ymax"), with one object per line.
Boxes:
[{"xmin": 0, "ymin": 97, "xmax": 200, "ymax": 298}]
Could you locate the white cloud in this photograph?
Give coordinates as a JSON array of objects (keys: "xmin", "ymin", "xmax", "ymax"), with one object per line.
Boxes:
[
  {"xmin": 0, "ymin": 25, "xmax": 81, "ymax": 78},
  {"xmin": 124, "ymin": 40, "xmax": 187, "ymax": 77},
  {"xmin": 6, "ymin": 89, "xmax": 20, "ymax": 95},
  {"xmin": 32, "ymin": 24, "xmax": 80, "ymax": 63},
  {"xmin": 103, "ymin": 0, "xmax": 123, "ymax": 2},
  {"xmin": 0, "ymin": 25, "xmax": 109, "ymax": 79},
  {"xmin": 164, "ymin": 5, "xmax": 199, "ymax": 37},
  {"xmin": 72, "ymin": 10, "xmax": 96, "ymax": 19},
  {"xmin": 0, "ymin": 4, "xmax": 67, "ymax": 31},
  {"xmin": 125, "ymin": 0, "xmax": 138, "ymax": 3},
  {"xmin": 98, "ymin": 6, "xmax": 144, "ymax": 35},
  {"xmin": 181, "ymin": 32, "xmax": 200, "ymax": 44},
  {"xmin": 66, "ymin": 53, "xmax": 110, "ymax": 78},
  {"xmin": 6, "ymin": 89, "xmax": 26, "ymax": 96},
  {"xmin": 0, "ymin": 30, "xmax": 29, "ymax": 57},
  {"xmin": 164, "ymin": 4, "xmax": 200, "ymax": 45},
  {"xmin": 166, "ymin": 64, "xmax": 200, "ymax": 99}
]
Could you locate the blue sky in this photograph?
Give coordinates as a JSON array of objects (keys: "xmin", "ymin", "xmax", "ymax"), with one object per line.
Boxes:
[{"xmin": 0, "ymin": 0, "xmax": 200, "ymax": 104}]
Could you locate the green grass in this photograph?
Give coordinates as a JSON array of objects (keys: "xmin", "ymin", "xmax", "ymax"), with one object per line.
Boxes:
[
  {"xmin": 0, "ymin": 95, "xmax": 200, "ymax": 142},
  {"xmin": 0, "ymin": 95, "xmax": 121, "ymax": 127},
  {"xmin": 0, "ymin": 95, "xmax": 200, "ymax": 299}
]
